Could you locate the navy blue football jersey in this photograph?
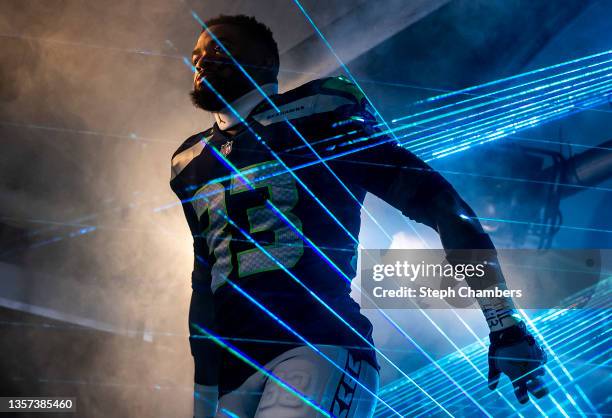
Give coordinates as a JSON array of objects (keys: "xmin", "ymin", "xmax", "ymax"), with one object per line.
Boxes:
[{"xmin": 170, "ymin": 76, "xmax": 451, "ymax": 393}]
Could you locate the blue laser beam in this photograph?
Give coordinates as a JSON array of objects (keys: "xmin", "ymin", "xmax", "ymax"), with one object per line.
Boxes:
[
  {"xmin": 290, "ymin": 0, "xmax": 401, "ymax": 144},
  {"xmin": 419, "ymin": 81, "xmax": 612, "ymax": 159},
  {"xmin": 416, "ymin": 50, "xmax": 612, "ymax": 105},
  {"xmin": 184, "ymin": 19, "xmax": 499, "ymax": 415},
  {"xmin": 411, "ymin": 90, "xmax": 610, "ymax": 161},
  {"xmin": 518, "ymin": 308, "xmax": 597, "ymax": 417},
  {"xmin": 405, "ymin": 68, "xmax": 612, "ymax": 151},
  {"xmin": 412, "ymin": 304, "xmax": 609, "ymax": 396},
  {"xmin": 422, "ymin": 309, "xmax": 611, "ymax": 399},
  {"xmin": 425, "ymin": 94, "xmax": 610, "ymax": 161},
  {"xmin": 190, "ymin": 13, "xmax": 395, "ymax": 243},
  {"xmin": 180, "ymin": 18, "xmax": 608, "ymax": 414},
  {"xmin": 379, "ymin": 300, "xmax": 610, "ymax": 408},
  {"xmin": 394, "ymin": 51, "xmax": 612, "ymax": 124},
  {"xmin": 390, "ymin": 317, "xmax": 610, "ymax": 417},
  {"xmin": 166, "ymin": 53, "xmax": 611, "ymax": 211},
  {"xmin": 217, "ymin": 274, "xmax": 401, "ymax": 416},
  {"xmin": 280, "ymin": 53, "xmax": 611, "ymax": 160},
  {"xmin": 187, "ymin": 57, "xmax": 497, "ymax": 417},
  {"xmin": 390, "ymin": 70, "xmax": 612, "ymax": 154},
  {"xmin": 318, "ymin": 58, "xmax": 612, "ymax": 161},
  {"xmin": 201, "ymin": 96, "xmax": 481, "ymax": 415},
  {"xmin": 406, "ymin": 312, "xmax": 610, "ymax": 409},
  {"xmin": 190, "ymin": 322, "xmax": 332, "ymax": 417},
  {"xmin": 378, "ymin": 304, "xmax": 611, "ymax": 417},
  {"xmin": 201, "ymin": 197, "xmax": 455, "ymax": 416},
  {"xmin": 176, "ymin": 53, "xmax": 608, "ymax": 414},
  {"xmin": 472, "ymin": 216, "xmax": 612, "ymax": 235},
  {"xmin": 330, "ymin": 58, "xmax": 612, "ymax": 154},
  {"xmin": 5, "ymin": 31, "xmax": 611, "ymax": 107},
  {"xmin": 175, "ymin": 69, "xmax": 459, "ymax": 411},
  {"xmin": 252, "ymin": 65, "xmax": 610, "ymax": 175}
]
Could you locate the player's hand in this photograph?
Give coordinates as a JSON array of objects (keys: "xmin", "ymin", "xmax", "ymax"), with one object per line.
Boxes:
[{"xmin": 487, "ymin": 321, "xmax": 548, "ymax": 404}]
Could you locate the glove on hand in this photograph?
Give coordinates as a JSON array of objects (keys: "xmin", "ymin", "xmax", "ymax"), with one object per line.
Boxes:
[{"xmin": 488, "ymin": 321, "xmax": 548, "ymax": 404}]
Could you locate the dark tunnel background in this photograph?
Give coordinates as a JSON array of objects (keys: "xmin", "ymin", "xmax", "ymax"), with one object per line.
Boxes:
[{"xmin": 0, "ymin": 1, "xmax": 610, "ymax": 416}]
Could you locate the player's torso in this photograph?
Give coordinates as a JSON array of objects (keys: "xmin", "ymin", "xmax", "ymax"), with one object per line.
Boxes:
[
  {"xmin": 170, "ymin": 80, "xmax": 380, "ymax": 383},
  {"xmin": 171, "ymin": 117, "xmax": 366, "ymax": 308}
]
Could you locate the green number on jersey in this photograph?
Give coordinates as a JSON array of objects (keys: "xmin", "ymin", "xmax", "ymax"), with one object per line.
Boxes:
[{"xmin": 192, "ymin": 162, "xmax": 304, "ymax": 292}]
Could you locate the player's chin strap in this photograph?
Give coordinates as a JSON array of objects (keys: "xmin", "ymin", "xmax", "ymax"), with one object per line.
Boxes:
[{"xmin": 194, "ymin": 384, "xmax": 218, "ymax": 418}]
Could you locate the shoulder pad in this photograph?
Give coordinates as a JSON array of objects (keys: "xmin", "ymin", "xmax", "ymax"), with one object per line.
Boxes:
[
  {"xmin": 319, "ymin": 76, "xmax": 365, "ymax": 104},
  {"xmin": 251, "ymin": 77, "xmax": 362, "ymax": 127},
  {"xmin": 171, "ymin": 129, "xmax": 213, "ymax": 181}
]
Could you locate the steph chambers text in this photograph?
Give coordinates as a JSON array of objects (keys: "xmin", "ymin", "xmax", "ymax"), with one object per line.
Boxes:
[{"xmin": 372, "ymin": 286, "xmax": 522, "ymax": 299}]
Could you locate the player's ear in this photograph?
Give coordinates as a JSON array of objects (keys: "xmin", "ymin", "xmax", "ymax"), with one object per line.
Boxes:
[
  {"xmin": 263, "ymin": 55, "xmax": 276, "ymax": 75},
  {"xmin": 260, "ymin": 57, "xmax": 278, "ymax": 83}
]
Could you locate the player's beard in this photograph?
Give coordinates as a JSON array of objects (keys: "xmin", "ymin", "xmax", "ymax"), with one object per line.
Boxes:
[
  {"xmin": 190, "ymin": 85, "xmax": 226, "ymax": 112},
  {"xmin": 190, "ymin": 70, "xmax": 253, "ymax": 112}
]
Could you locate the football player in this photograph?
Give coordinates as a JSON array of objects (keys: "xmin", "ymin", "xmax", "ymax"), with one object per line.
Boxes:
[{"xmin": 170, "ymin": 14, "xmax": 548, "ymax": 418}]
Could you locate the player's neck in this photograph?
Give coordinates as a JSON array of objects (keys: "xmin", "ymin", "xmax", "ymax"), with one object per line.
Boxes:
[{"xmin": 213, "ymin": 83, "xmax": 278, "ymax": 131}]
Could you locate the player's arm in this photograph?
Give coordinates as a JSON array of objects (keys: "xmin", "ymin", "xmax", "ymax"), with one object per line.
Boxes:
[
  {"xmin": 327, "ymin": 119, "xmax": 521, "ymax": 330},
  {"xmin": 171, "ymin": 139, "xmax": 219, "ymax": 417},
  {"xmin": 315, "ymin": 84, "xmax": 547, "ymax": 402},
  {"xmin": 189, "ymin": 240, "xmax": 220, "ymax": 418}
]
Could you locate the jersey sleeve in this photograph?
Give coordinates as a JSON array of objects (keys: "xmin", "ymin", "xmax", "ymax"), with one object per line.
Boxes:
[
  {"xmin": 336, "ymin": 126, "xmax": 491, "ymax": 243},
  {"xmin": 169, "ymin": 147, "xmax": 220, "ymax": 386},
  {"xmin": 327, "ymin": 126, "xmax": 454, "ymax": 229},
  {"xmin": 309, "ymin": 83, "xmax": 520, "ymax": 331},
  {"xmin": 308, "ymin": 81, "xmax": 481, "ymax": 240}
]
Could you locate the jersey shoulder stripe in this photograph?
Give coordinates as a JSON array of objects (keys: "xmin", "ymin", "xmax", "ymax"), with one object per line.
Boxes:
[
  {"xmin": 250, "ymin": 76, "xmax": 363, "ymax": 127},
  {"xmin": 171, "ymin": 128, "xmax": 213, "ymax": 181},
  {"xmin": 319, "ymin": 76, "xmax": 366, "ymax": 104}
]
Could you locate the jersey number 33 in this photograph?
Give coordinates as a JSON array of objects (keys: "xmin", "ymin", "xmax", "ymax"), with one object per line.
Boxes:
[{"xmin": 191, "ymin": 161, "xmax": 304, "ymax": 292}]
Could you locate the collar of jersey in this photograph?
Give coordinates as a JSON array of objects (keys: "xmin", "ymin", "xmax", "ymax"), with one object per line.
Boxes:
[{"xmin": 213, "ymin": 83, "xmax": 278, "ymax": 131}]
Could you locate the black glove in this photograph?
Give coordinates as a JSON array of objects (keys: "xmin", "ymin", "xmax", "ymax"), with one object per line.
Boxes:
[{"xmin": 488, "ymin": 321, "xmax": 548, "ymax": 404}]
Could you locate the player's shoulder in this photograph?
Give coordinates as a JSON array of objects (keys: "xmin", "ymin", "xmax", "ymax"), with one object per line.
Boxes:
[
  {"xmin": 172, "ymin": 127, "xmax": 214, "ymax": 159},
  {"xmin": 314, "ymin": 75, "xmax": 367, "ymax": 104},
  {"xmin": 251, "ymin": 76, "xmax": 368, "ymax": 127},
  {"xmin": 170, "ymin": 127, "xmax": 214, "ymax": 181}
]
